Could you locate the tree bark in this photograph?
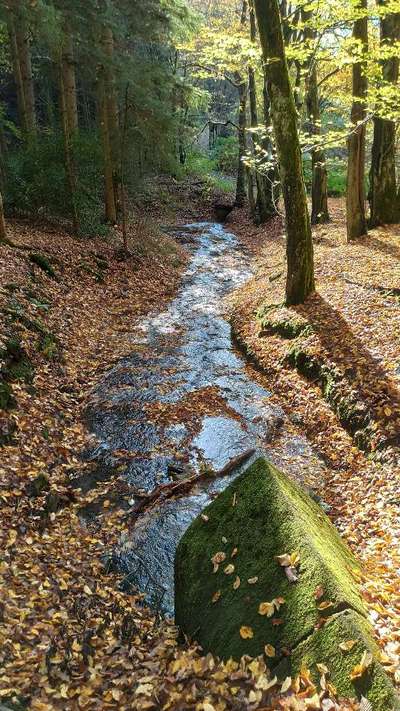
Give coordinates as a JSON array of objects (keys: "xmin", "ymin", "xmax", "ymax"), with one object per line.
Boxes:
[
  {"xmin": 346, "ymin": 0, "xmax": 368, "ymax": 241},
  {"xmin": 369, "ymin": 1, "xmax": 400, "ymax": 226},
  {"xmin": 234, "ymin": 0, "xmax": 248, "ymax": 208},
  {"xmin": 14, "ymin": 3, "xmax": 36, "ymax": 135},
  {"xmin": 0, "ymin": 191, "xmax": 6, "ymax": 241},
  {"xmin": 302, "ymin": 9, "xmax": 329, "ymax": 224},
  {"xmin": 59, "ymin": 59, "xmax": 79, "ymax": 233},
  {"xmin": 235, "ymin": 79, "xmax": 247, "ymax": 207},
  {"xmin": 6, "ymin": 12, "xmax": 27, "ymax": 133},
  {"xmin": 102, "ymin": 26, "xmax": 120, "ymax": 211},
  {"xmin": 61, "ymin": 33, "xmax": 79, "ymax": 136},
  {"xmin": 248, "ymin": 0, "xmax": 276, "ymax": 223},
  {"xmin": 98, "ymin": 72, "xmax": 117, "ymax": 224},
  {"xmin": 254, "ymin": 0, "xmax": 315, "ymax": 305}
]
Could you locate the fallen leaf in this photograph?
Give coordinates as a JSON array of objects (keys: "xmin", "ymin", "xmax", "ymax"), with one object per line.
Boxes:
[
  {"xmin": 339, "ymin": 639, "xmax": 357, "ymax": 652},
  {"xmin": 281, "ymin": 676, "xmax": 292, "ymax": 693},
  {"xmin": 239, "ymin": 625, "xmax": 253, "ymax": 639},
  {"xmin": 264, "ymin": 644, "xmax": 275, "ymax": 658},
  {"xmin": 258, "ymin": 601, "xmax": 275, "ymax": 617},
  {"xmin": 233, "ymin": 576, "xmax": 241, "ymax": 590}
]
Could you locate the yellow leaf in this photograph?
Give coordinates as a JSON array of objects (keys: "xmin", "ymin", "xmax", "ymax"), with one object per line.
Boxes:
[
  {"xmin": 339, "ymin": 640, "xmax": 357, "ymax": 652},
  {"xmin": 276, "ymin": 553, "xmax": 291, "ymax": 567},
  {"xmin": 212, "ymin": 590, "xmax": 221, "ymax": 603},
  {"xmin": 83, "ymin": 585, "xmax": 93, "ymax": 595},
  {"xmin": 247, "ymin": 576, "xmax": 258, "ymax": 584},
  {"xmin": 318, "ymin": 601, "xmax": 334, "ymax": 610},
  {"xmin": 264, "ymin": 644, "xmax": 276, "ymax": 658},
  {"xmin": 112, "ymin": 689, "xmax": 122, "ymax": 701},
  {"xmin": 211, "ymin": 551, "xmax": 226, "ymax": 565},
  {"xmin": 316, "ymin": 662, "xmax": 328, "ymax": 674},
  {"xmin": 281, "ymin": 676, "xmax": 292, "ymax": 693},
  {"xmin": 259, "ymin": 601, "xmax": 275, "ymax": 617},
  {"xmin": 201, "ymin": 514, "xmax": 209, "ymax": 522},
  {"xmin": 233, "ymin": 576, "xmax": 241, "ymax": 590},
  {"xmin": 224, "ymin": 563, "xmax": 235, "ymax": 575},
  {"xmin": 239, "ymin": 625, "xmax": 253, "ymax": 639},
  {"xmin": 231, "ymin": 547, "xmax": 238, "ymax": 558}
]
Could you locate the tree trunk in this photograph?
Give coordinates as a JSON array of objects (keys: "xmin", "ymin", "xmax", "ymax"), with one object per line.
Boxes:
[
  {"xmin": 6, "ymin": 12, "xmax": 27, "ymax": 133},
  {"xmin": 346, "ymin": 0, "xmax": 368, "ymax": 241},
  {"xmin": 59, "ymin": 58, "xmax": 79, "ymax": 233},
  {"xmin": 14, "ymin": 4, "xmax": 36, "ymax": 135},
  {"xmin": 61, "ymin": 33, "xmax": 78, "ymax": 136},
  {"xmin": 254, "ymin": 0, "xmax": 315, "ymax": 305},
  {"xmin": 98, "ymin": 73, "xmax": 117, "ymax": 224},
  {"xmin": 302, "ymin": 9, "xmax": 329, "ymax": 224},
  {"xmin": 0, "ymin": 191, "xmax": 6, "ymax": 241},
  {"xmin": 102, "ymin": 26, "xmax": 120, "ymax": 211},
  {"xmin": 248, "ymin": 0, "xmax": 276, "ymax": 223},
  {"xmin": 235, "ymin": 79, "xmax": 247, "ymax": 207},
  {"xmin": 369, "ymin": 2, "xmax": 400, "ymax": 226}
]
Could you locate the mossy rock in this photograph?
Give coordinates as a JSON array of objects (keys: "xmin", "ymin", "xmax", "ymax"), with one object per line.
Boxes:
[
  {"xmin": 175, "ymin": 458, "xmax": 364, "ymax": 659},
  {"xmin": 275, "ymin": 609, "xmax": 400, "ymax": 710},
  {"xmin": 175, "ymin": 458, "xmax": 399, "ymax": 710}
]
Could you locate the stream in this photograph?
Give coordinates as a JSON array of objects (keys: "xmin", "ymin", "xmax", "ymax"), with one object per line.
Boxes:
[{"xmin": 83, "ymin": 222, "xmax": 327, "ymax": 616}]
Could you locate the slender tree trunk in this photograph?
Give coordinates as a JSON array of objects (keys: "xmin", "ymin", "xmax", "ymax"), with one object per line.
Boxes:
[
  {"xmin": 102, "ymin": 26, "xmax": 120, "ymax": 211},
  {"xmin": 59, "ymin": 58, "xmax": 79, "ymax": 233},
  {"xmin": 235, "ymin": 0, "xmax": 248, "ymax": 208},
  {"xmin": 0, "ymin": 190, "xmax": 6, "ymax": 241},
  {"xmin": 302, "ymin": 9, "xmax": 329, "ymax": 224},
  {"xmin": 98, "ymin": 72, "xmax": 117, "ymax": 224},
  {"xmin": 14, "ymin": 5, "xmax": 36, "ymax": 135},
  {"xmin": 235, "ymin": 79, "xmax": 247, "ymax": 207},
  {"xmin": 254, "ymin": 0, "xmax": 315, "ymax": 305},
  {"xmin": 248, "ymin": 0, "xmax": 276, "ymax": 223},
  {"xmin": 61, "ymin": 33, "xmax": 78, "ymax": 136},
  {"xmin": 346, "ymin": 0, "xmax": 368, "ymax": 240},
  {"xmin": 6, "ymin": 12, "xmax": 27, "ymax": 133},
  {"xmin": 369, "ymin": 1, "xmax": 400, "ymax": 226}
]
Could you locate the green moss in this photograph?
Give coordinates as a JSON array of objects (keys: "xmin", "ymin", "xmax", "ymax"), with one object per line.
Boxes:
[
  {"xmin": 175, "ymin": 458, "xmax": 364, "ymax": 663},
  {"xmin": 258, "ymin": 317, "xmax": 313, "ymax": 340},
  {"xmin": 275, "ymin": 610, "xmax": 400, "ymax": 710},
  {"xmin": 1, "ymin": 337, "xmax": 34, "ymax": 384},
  {"xmin": 29, "ymin": 253, "xmax": 56, "ymax": 279},
  {"xmin": 0, "ymin": 380, "xmax": 15, "ymax": 410}
]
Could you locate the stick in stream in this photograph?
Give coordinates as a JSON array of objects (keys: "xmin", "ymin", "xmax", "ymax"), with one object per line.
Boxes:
[{"xmin": 126, "ymin": 448, "xmax": 256, "ymax": 523}]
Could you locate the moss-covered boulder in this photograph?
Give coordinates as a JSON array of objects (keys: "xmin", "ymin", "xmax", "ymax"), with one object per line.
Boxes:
[
  {"xmin": 276, "ymin": 609, "xmax": 400, "ymax": 710},
  {"xmin": 175, "ymin": 458, "xmax": 400, "ymax": 710}
]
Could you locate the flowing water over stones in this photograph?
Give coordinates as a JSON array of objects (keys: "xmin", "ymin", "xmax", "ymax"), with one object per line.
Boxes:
[{"xmin": 84, "ymin": 223, "xmax": 327, "ymax": 615}]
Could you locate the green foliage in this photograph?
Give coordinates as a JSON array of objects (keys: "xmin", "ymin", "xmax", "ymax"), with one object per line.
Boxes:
[
  {"xmin": 4, "ymin": 131, "xmax": 107, "ymax": 237},
  {"xmin": 211, "ymin": 136, "xmax": 238, "ymax": 174},
  {"xmin": 178, "ymin": 147, "xmax": 235, "ymax": 192}
]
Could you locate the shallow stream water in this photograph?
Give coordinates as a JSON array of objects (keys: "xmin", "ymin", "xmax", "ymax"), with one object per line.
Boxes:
[{"xmin": 85, "ymin": 222, "xmax": 326, "ymax": 615}]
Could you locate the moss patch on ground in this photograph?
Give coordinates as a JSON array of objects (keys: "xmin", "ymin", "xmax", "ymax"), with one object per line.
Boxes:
[
  {"xmin": 275, "ymin": 609, "xmax": 400, "ymax": 710},
  {"xmin": 175, "ymin": 457, "xmax": 364, "ymax": 662}
]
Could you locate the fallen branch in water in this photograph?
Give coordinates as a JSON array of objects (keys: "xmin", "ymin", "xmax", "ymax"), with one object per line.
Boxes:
[{"xmin": 126, "ymin": 448, "xmax": 256, "ymax": 523}]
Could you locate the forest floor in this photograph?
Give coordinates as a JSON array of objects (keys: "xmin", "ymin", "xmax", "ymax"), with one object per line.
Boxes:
[
  {"xmin": 229, "ymin": 198, "xmax": 400, "ymax": 692},
  {"xmin": 0, "ymin": 188, "xmax": 397, "ymax": 711}
]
